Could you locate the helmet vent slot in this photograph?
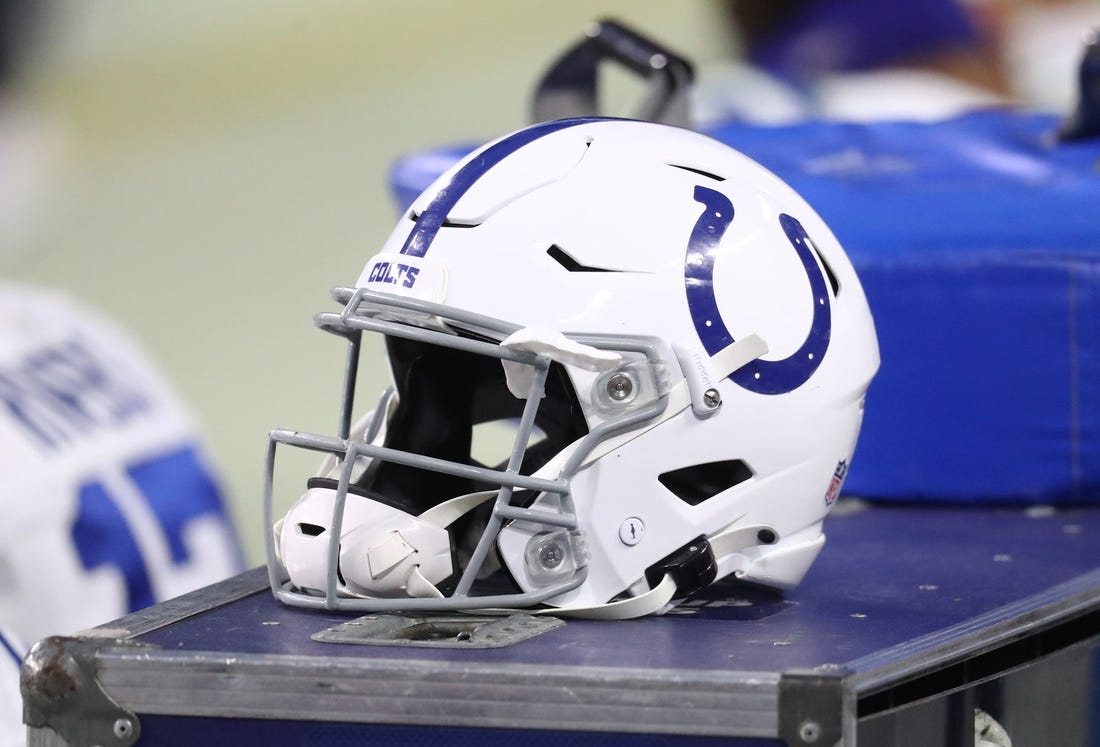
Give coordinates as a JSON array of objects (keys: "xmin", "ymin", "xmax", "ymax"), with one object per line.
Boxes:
[
  {"xmin": 409, "ymin": 210, "xmax": 481, "ymax": 229},
  {"xmin": 297, "ymin": 522, "xmax": 326, "ymax": 537},
  {"xmin": 668, "ymin": 163, "xmax": 725, "ymax": 182},
  {"xmin": 802, "ymin": 231, "xmax": 841, "ymax": 297},
  {"xmin": 658, "ymin": 460, "xmax": 754, "ymax": 506},
  {"xmin": 471, "ymin": 420, "xmax": 547, "ymax": 469},
  {"xmin": 546, "ymin": 244, "xmax": 616, "ymax": 273}
]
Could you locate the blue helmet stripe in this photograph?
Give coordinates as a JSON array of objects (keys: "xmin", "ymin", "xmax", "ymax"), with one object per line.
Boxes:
[
  {"xmin": 686, "ymin": 185, "xmax": 831, "ymax": 395},
  {"xmin": 400, "ymin": 118, "xmax": 597, "ymax": 258}
]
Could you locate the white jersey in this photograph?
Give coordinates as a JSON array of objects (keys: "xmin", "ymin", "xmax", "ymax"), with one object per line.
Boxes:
[
  {"xmin": 0, "ymin": 627, "xmax": 21, "ymax": 747},
  {"xmin": 0, "ymin": 283, "xmax": 242, "ymax": 740}
]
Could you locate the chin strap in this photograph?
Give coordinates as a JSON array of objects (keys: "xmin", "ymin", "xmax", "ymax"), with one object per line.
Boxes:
[
  {"xmin": 534, "ymin": 574, "xmax": 679, "ymax": 620},
  {"xmin": 711, "ymin": 333, "xmax": 768, "ymax": 381},
  {"xmin": 708, "ymin": 521, "xmax": 775, "ymax": 558},
  {"xmin": 535, "ymin": 521, "xmax": 777, "ymax": 620},
  {"xmin": 418, "ymin": 489, "xmax": 498, "ymax": 528}
]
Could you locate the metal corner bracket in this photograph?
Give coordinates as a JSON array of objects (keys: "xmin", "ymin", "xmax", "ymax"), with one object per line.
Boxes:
[
  {"xmin": 779, "ymin": 667, "xmax": 850, "ymax": 747},
  {"xmin": 21, "ymin": 635, "xmax": 149, "ymax": 747}
]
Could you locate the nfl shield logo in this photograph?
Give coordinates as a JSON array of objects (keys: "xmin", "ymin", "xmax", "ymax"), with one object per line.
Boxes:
[{"xmin": 824, "ymin": 459, "xmax": 849, "ymax": 506}]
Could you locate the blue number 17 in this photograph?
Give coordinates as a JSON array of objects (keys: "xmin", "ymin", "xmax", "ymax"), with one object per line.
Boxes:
[{"xmin": 71, "ymin": 445, "xmax": 240, "ymax": 613}]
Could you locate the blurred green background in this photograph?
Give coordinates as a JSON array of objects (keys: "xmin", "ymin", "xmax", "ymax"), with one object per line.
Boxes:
[{"xmin": 3, "ymin": 2, "xmax": 735, "ymax": 563}]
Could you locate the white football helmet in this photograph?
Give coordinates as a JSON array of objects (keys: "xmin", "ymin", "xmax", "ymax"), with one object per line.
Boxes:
[{"xmin": 266, "ymin": 118, "xmax": 879, "ymax": 619}]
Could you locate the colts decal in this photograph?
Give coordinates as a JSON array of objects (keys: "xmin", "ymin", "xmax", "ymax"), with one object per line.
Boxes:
[
  {"xmin": 685, "ymin": 185, "xmax": 832, "ymax": 395},
  {"xmin": 367, "ymin": 260, "xmax": 420, "ymax": 289}
]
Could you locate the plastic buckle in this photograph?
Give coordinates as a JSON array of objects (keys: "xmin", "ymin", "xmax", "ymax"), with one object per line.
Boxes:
[{"xmin": 644, "ymin": 535, "xmax": 717, "ymax": 598}]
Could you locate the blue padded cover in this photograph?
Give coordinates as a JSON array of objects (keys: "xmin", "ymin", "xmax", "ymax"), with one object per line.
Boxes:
[{"xmin": 387, "ymin": 111, "xmax": 1100, "ymax": 504}]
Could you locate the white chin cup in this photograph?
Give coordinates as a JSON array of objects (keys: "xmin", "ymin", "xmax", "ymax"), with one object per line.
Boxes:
[{"xmin": 279, "ymin": 487, "xmax": 453, "ymax": 598}]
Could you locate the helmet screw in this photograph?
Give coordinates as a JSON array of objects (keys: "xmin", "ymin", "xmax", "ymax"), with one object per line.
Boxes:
[
  {"xmin": 113, "ymin": 718, "xmax": 134, "ymax": 740},
  {"xmin": 606, "ymin": 373, "xmax": 635, "ymax": 402},
  {"xmin": 703, "ymin": 388, "xmax": 722, "ymax": 409},
  {"xmin": 539, "ymin": 542, "xmax": 565, "ymax": 569},
  {"xmin": 798, "ymin": 720, "xmax": 822, "ymax": 743}
]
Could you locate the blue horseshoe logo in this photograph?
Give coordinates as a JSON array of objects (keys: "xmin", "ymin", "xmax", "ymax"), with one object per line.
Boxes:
[{"xmin": 684, "ymin": 185, "xmax": 831, "ymax": 395}]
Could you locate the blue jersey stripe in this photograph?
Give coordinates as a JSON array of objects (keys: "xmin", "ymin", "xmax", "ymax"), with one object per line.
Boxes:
[
  {"xmin": 399, "ymin": 118, "xmax": 598, "ymax": 258},
  {"xmin": 0, "ymin": 630, "xmax": 21, "ymax": 664}
]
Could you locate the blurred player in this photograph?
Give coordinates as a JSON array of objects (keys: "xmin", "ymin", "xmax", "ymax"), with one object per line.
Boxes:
[
  {"xmin": 0, "ymin": 3, "xmax": 243, "ymax": 744},
  {"xmin": 0, "ymin": 627, "xmax": 19, "ymax": 747},
  {"xmin": 0, "ymin": 284, "xmax": 244, "ymax": 644},
  {"xmin": 705, "ymin": 0, "xmax": 1100, "ymax": 125}
]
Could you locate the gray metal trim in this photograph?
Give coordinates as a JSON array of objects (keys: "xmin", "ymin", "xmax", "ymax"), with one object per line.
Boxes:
[
  {"xmin": 848, "ymin": 566, "xmax": 1100, "ymax": 697},
  {"xmin": 778, "ymin": 669, "xmax": 848, "ymax": 747},
  {"xmin": 22, "ymin": 636, "xmax": 143, "ymax": 747},
  {"xmin": 27, "ymin": 726, "xmax": 67, "ymax": 747},
  {"xmin": 34, "ymin": 563, "xmax": 1100, "ymax": 742},
  {"xmin": 88, "ymin": 567, "xmax": 269, "ymax": 639},
  {"xmin": 22, "ymin": 574, "xmax": 268, "ymax": 747},
  {"xmin": 91, "ymin": 647, "xmax": 781, "ymax": 738},
  {"xmin": 856, "ymin": 634, "xmax": 1100, "ymax": 746}
]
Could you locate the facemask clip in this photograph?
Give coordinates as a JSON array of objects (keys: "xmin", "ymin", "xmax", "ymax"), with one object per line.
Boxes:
[{"xmin": 524, "ymin": 529, "xmax": 589, "ymax": 585}]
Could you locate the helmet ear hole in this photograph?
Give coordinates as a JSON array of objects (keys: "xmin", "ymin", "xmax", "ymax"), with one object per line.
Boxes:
[
  {"xmin": 658, "ymin": 460, "xmax": 754, "ymax": 506},
  {"xmin": 471, "ymin": 420, "xmax": 547, "ymax": 468}
]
